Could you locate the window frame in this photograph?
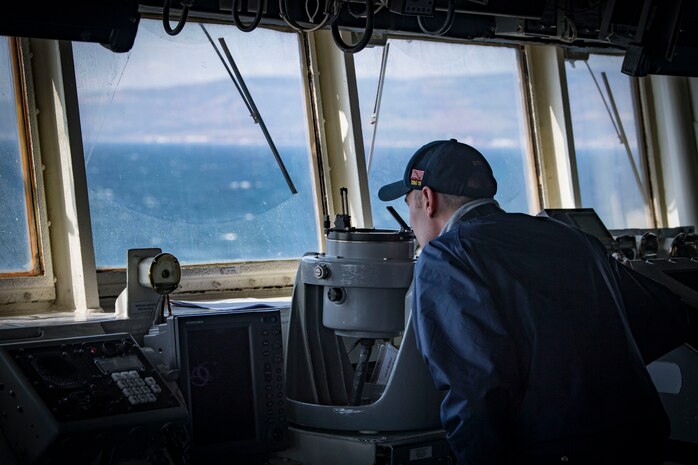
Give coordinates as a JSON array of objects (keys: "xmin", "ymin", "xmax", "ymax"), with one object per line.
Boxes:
[
  {"xmin": 350, "ymin": 34, "xmax": 542, "ymax": 222},
  {"xmin": 0, "ymin": 38, "xmax": 56, "ymax": 309},
  {"xmin": 0, "ymin": 29, "xmax": 670, "ymax": 318},
  {"xmin": 562, "ymin": 51, "xmax": 657, "ymax": 229},
  {"xmin": 88, "ymin": 22, "xmax": 330, "ymax": 308}
]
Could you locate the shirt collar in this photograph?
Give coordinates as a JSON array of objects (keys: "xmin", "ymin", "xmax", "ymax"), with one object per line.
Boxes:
[{"xmin": 440, "ymin": 198, "xmax": 500, "ymax": 235}]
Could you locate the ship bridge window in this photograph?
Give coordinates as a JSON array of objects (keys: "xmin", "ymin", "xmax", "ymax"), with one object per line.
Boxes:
[
  {"xmin": 73, "ymin": 19, "xmax": 320, "ymax": 269},
  {"xmin": 565, "ymin": 53, "xmax": 652, "ymax": 229},
  {"xmin": 354, "ymin": 39, "xmax": 536, "ymax": 228},
  {"xmin": 0, "ymin": 37, "xmax": 39, "ymax": 276}
]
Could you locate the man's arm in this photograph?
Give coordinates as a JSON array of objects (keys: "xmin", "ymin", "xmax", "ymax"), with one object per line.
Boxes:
[{"xmin": 413, "ymin": 241, "xmax": 521, "ymax": 465}]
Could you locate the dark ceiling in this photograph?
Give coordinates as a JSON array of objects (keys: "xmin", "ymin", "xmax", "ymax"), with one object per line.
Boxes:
[{"xmin": 2, "ymin": 0, "xmax": 698, "ymax": 77}]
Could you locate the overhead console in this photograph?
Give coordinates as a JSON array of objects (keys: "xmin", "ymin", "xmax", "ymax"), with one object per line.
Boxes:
[
  {"xmin": 4, "ymin": 0, "xmax": 698, "ymax": 77},
  {"xmin": 0, "ymin": 0, "xmax": 140, "ymax": 52}
]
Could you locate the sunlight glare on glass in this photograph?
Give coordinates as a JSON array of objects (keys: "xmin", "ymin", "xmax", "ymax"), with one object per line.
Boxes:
[
  {"xmin": 73, "ymin": 20, "xmax": 319, "ymax": 267},
  {"xmin": 0, "ymin": 37, "xmax": 33, "ymax": 273}
]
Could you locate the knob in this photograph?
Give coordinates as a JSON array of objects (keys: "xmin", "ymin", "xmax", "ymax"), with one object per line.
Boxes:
[
  {"xmin": 101, "ymin": 341, "xmax": 119, "ymax": 357},
  {"xmin": 313, "ymin": 264, "xmax": 330, "ymax": 279},
  {"xmin": 639, "ymin": 232, "xmax": 658, "ymax": 259},
  {"xmin": 327, "ymin": 287, "xmax": 344, "ymax": 303},
  {"xmin": 670, "ymin": 232, "xmax": 698, "ymax": 258}
]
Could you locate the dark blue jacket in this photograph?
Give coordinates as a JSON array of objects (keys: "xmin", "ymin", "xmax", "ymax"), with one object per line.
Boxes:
[{"xmin": 413, "ymin": 206, "xmax": 685, "ymax": 465}]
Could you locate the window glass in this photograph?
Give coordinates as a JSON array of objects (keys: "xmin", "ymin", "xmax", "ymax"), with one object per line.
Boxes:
[
  {"xmin": 73, "ymin": 20, "xmax": 319, "ymax": 268},
  {"xmin": 0, "ymin": 37, "xmax": 33, "ymax": 274},
  {"xmin": 354, "ymin": 39, "xmax": 533, "ymax": 229},
  {"xmin": 566, "ymin": 54, "xmax": 649, "ymax": 229}
]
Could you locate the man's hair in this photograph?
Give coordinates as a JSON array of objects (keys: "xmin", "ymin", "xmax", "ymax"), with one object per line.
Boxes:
[
  {"xmin": 437, "ymin": 171, "xmax": 494, "ymax": 209},
  {"xmin": 412, "ymin": 191, "xmax": 471, "ymax": 210},
  {"xmin": 439, "ymin": 192, "xmax": 472, "ymax": 210}
]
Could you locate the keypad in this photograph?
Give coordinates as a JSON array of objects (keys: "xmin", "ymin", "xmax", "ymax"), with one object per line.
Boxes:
[{"xmin": 111, "ymin": 371, "xmax": 162, "ymax": 405}]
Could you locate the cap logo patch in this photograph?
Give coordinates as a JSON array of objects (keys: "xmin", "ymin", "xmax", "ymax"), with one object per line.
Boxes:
[
  {"xmin": 410, "ymin": 169, "xmax": 424, "ymax": 187},
  {"xmin": 472, "ymin": 160, "xmax": 483, "ymax": 166}
]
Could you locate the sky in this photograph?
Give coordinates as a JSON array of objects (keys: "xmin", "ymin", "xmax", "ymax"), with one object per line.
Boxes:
[{"xmin": 73, "ymin": 18, "xmax": 522, "ymax": 92}]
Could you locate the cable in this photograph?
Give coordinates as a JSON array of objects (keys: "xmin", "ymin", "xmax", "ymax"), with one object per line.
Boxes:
[
  {"xmin": 153, "ymin": 293, "xmax": 166, "ymax": 326},
  {"xmin": 560, "ymin": 15, "xmax": 578, "ymax": 43},
  {"xmin": 231, "ymin": 0, "xmax": 266, "ymax": 32},
  {"xmin": 417, "ymin": 0, "xmax": 455, "ymax": 36},
  {"xmin": 331, "ymin": 0, "xmax": 375, "ymax": 54},
  {"xmin": 162, "ymin": 0, "xmax": 192, "ymax": 36},
  {"xmin": 306, "ymin": 0, "xmax": 320, "ymax": 22},
  {"xmin": 161, "ymin": 422, "xmax": 191, "ymax": 465}
]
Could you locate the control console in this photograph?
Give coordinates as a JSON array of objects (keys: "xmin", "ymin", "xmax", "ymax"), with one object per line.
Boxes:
[{"xmin": 0, "ymin": 333, "xmax": 187, "ymax": 464}]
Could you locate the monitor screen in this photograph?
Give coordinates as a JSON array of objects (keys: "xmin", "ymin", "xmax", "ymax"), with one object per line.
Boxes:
[
  {"xmin": 185, "ymin": 324, "xmax": 255, "ymax": 446},
  {"xmin": 567, "ymin": 211, "xmax": 614, "ymax": 243},
  {"xmin": 538, "ymin": 208, "xmax": 618, "ymax": 251},
  {"xmin": 172, "ymin": 309, "xmax": 288, "ymax": 462}
]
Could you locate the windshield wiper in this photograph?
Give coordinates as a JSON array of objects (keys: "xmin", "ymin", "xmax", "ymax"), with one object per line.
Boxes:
[
  {"xmin": 200, "ymin": 24, "xmax": 297, "ymax": 195},
  {"xmin": 366, "ymin": 42, "xmax": 390, "ymax": 174},
  {"xmin": 584, "ymin": 61, "xmax": 649, "ymax": 206}
]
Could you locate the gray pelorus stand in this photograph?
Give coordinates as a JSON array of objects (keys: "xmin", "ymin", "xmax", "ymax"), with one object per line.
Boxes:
[{"xmin": 281, "ymin": 205, "xmax": 448, "ymax": 464}]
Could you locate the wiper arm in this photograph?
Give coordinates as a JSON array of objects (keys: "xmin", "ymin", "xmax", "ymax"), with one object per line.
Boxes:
[
  {"xmin": 200, "ymin": 24, "xmax": 297, "ymax": 195},
  {"xmin": 600, "ymin": 71, "xmax": 649, "ymax": 206},
  {"xmin": 366, "ymin": 42, "xmax": 390, "ymax": 174},
  {"xmin": 584, "ymin": 61, "xmax": 648, "ymax": 205}
]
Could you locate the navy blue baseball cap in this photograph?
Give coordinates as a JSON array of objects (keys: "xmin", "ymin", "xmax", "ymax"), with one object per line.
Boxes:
[{"xmin": 378, "ymin": 139, "xmax": 498, "ymax": 201}]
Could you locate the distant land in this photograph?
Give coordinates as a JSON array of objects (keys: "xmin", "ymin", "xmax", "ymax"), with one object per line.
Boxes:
[{"xmin": 77, "ymin": 74, "xmax": 525, "ymax": 150}]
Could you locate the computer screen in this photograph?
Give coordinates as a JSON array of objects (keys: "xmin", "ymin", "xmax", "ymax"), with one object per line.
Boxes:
[
  {"xmin": 568, "ymin": 212, "xmax": 613, "ymax": 241},
  {"xmin": 184, "ymin": 324, "xmax": 256, "ymax": 445},
  {"xmin": 538, "ymin": 208, "xmax": 618, "ymax": 251},
  {"xmin": 173, "ymin": 310, "xmax": 288, "ymax": 463}
]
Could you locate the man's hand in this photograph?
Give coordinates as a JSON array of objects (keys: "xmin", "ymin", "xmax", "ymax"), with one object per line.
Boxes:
[{"xmin": 611, "ymin": 252, "xmax": 633, "ymax": 269}]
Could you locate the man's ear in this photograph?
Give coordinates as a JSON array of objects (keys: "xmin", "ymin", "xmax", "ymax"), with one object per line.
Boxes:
[{"xmin": 422, "ymin": 187, "xmax": 437, "ymax": 218}]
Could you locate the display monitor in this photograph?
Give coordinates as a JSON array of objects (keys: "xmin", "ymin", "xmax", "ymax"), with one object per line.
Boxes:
[
  {"xmin": 538, "ymin": 208, "xmax": 620, "ymax": 252},
  {"xmin": 145, "ymin": 309, "xmax": 288, "ymax": 464}
]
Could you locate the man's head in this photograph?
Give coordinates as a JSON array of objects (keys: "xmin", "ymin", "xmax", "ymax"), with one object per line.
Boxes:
[{"xmin": 378, "ymin": 139, "xmax": 497, "ymax": 246}]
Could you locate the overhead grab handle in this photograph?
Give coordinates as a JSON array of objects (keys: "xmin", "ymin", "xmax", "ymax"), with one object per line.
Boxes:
[
  {"xmin": 231, "ymin": 0, "xmax": 266, "ymax": 32},
  {"xmin": 417, "ymin": 0, "xmax": 456, "ymax": 36},
  {"xmin": 331, "ymin": 0, "xmax": 375, "ymax": 54},
  {"xmin": 163, "ymin": 0, "xmax": 193, "ymax": 36}
]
